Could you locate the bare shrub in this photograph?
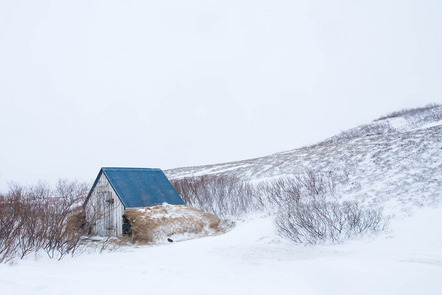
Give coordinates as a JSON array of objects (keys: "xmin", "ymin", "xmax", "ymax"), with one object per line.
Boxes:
[
  {"xmin": 375, "ymin": 103, "xmax": 441, "ymax": 121},
  {"xmin": 0, "ymin": 193, "xmax": 23, "ymax": 262},
  {"xmin": 305, "ymin": 121, "xmax": 397, "ymax": 150},
  {"xmin": 39, "ymin": 180, "xmax": 90, "ymax": 259},
  {"xmin": 275, "ymin": 198, "xmax": 385, "ymax": 244},
  {"xmin": 256, "ymin": 177, "xmax": 301, "ymax": 208},
  {"xmin": 169, "ymin": 170, "xmax": 385, "ymax": 245},
  {"xmin": 171, "ymin": 175, "xmax": 263, "ymax": 218},
  {"xmin": 256, "ymin": 170, "xmax": 336, "ymax": 209},
  {"xmin": 0, "ymin": 180, "xmax": 90, "ymax": 263},
  {"xmin": 304, "ymin": 104, "xmax": 441, "ymax": 151},
  {"xmin": 271, "ymin": 170, "xmax": 386, "ymax": 244}
]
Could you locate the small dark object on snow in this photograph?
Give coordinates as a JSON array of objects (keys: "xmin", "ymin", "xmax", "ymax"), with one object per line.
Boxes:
[{"xmin": 167, "ymin": 238, "xmax": 174, "ymax": 243}]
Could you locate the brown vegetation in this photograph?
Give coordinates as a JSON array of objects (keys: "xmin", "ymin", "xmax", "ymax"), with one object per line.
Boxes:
[
  {"xmin": 123, "ymin": 204, "xmax": 221, "ymax": 244},
  {"xmin": 268, "ymin": 171, "xmax": 386, "ymax": 244},
  {"xmin": 171, "ymin": 170, "xmax": 386, "ymax": 245},
  {"xmin": 1, "ymin": 166, "xmax": 388, "ymax": 262},
  {"xmin": 0, "ymin": 180, "xmax": 90, "ymax": 263},
  {"xmin": 171, "ymin": 175, "xmax": 263, "ymax": 217}
]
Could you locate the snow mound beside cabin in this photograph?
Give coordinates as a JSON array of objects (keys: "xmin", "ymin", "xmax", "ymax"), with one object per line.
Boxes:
[{"xmin": 123, "ymin": 204, "xmax": 223, "ymax": 244}]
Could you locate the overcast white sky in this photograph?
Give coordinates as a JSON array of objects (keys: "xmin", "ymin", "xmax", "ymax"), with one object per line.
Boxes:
[{"xmin": 1, "ymin": 0, "xmax": 441, "ymax": 192}]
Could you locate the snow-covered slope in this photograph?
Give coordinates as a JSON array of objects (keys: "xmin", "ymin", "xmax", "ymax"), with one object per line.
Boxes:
[
  {"xmin": 167, "ymin": 105, "xmax": 442, "ymax": 214},
  {"xmin": 1, "ymin": 105, "xmax": 441, "ymax": 294}
]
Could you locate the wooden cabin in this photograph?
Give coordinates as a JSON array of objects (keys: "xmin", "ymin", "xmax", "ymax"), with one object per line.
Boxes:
[{"xmin": 83, "ymin": 167, "xmax": 185, "ymax": 236}]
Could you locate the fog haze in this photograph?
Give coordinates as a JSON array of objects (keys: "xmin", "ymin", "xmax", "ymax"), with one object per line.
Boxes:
[{"xmin": 1, "ymin": 0, "xmax": 441, "ymax": 192}]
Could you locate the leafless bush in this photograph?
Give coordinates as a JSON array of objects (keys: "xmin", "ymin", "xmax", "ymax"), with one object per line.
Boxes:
[
  {"xmin": 306, "ymin": 104, "xmax": 441, "ymax": 150},
  {"xmin": 335, "ymin": 122, "xmax": 395, "ymax": 141},
  {"xmin": 306, "ymin": 121, "xmax": 397, "ymax": 150},
  {"xmin": 0, "ymin": 180, "xmax": 90, "ymax": 263},
  {"xmin": 0, "ymin": 193, "xmax": 23, "ymax": 262},
  {"xmin": 256, "ymin": 177, "xmax": 301, "ymax": 208},
  {"xmin": 275, "ymin": 198, "xmax": 385, "ymax": 244},
  {"xmin": 271, "ymin": 170, "xmax": 386, "ymax": 244},
  {"xmin": 256, "ymin": 170, "xmax": 336, "ymax": 209},
  {"xmin": 171, "ymin": 175, "xmax": 263, "ymax": 218},
  {"xmin": 173, "ymin": 170, "xmax": 386, "ymax": 244},
  {"xmin": 375, "ymin": 103, "xmax": 441, "ymax": 121},
  {"xmin": 41, "ymin": 180, "xmax": 90, "ymax": 259}
]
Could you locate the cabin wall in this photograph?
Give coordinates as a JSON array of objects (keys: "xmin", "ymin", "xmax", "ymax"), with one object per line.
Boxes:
[{"xmin": 86, "ymin": 174, "xmax": 125, "ymax": 236}]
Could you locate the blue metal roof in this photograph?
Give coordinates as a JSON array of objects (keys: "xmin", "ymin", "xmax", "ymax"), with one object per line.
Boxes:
[{"xmin": 95, "ymin": 167, "xmax": 184, "ymax": 208}]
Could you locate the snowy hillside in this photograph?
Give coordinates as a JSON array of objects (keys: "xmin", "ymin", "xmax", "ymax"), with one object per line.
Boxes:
[
  {"xmin": 1, "ymin": 105, "xmax": 441, "ymax": 294},
  {"xmin": 167, "ymin": 104, "xmax": 442, "ymax": 214}
]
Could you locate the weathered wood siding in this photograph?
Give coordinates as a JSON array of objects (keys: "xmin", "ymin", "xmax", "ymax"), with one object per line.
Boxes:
[{"xmin": 86, "ymin": 174, "xmax": 125, "ymax": 236}]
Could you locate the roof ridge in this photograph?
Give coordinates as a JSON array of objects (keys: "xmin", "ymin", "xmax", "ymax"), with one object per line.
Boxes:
[{"xmin": 102, "ymin": 167, "xmax": 162, "ymax": 171}]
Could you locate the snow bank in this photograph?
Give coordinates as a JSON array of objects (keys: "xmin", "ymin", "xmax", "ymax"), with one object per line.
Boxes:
[{"xmin": 1, "ymin": 207, "xmax": 441, "ymax": 295}]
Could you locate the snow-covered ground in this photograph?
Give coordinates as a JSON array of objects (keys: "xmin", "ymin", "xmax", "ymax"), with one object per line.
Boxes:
[
  {"xmin": 1, "ymin": 206, "xmax": 441, "ymax": 295},
  {"xmin": 1, "ymin": 106, "xmax": 441, "ymax": 294}
]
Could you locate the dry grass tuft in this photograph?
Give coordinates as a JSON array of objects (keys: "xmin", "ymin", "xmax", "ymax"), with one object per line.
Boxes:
[{"xmin": 123, "ymin": 204, "xmax": 222, "ymax": 244}]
